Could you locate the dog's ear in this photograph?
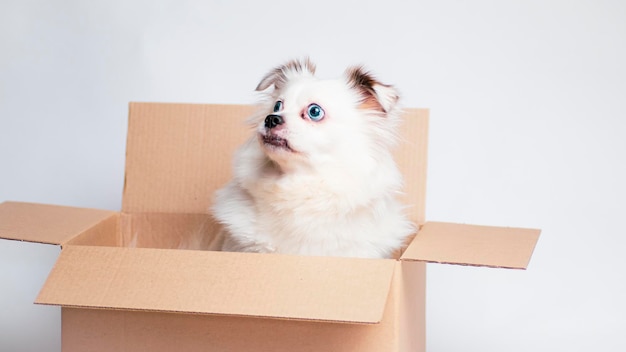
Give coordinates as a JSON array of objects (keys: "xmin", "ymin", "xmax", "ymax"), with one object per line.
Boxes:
[
  {"xmin": 256, "ymin": 58, "xmax": 316, "ymax": 91},
  {"xmin": 345, "ymin": 66, "xmax": 399, "ymax": 113}
]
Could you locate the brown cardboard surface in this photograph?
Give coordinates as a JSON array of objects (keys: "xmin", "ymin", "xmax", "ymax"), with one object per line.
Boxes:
[
  {"xmin": 121, "ymin": 103, "xmax": 429, "ymax": 222},
  {"xmin": 119, "ymin": 212, "xmax": 222, "ymax": 250},
  {"xmin": 122, "ymin": 103, "xmax": 255, "ymax": 214},
  {"xmin": 0, "ymin": 201, "xmax": 116, "ymax": 245},
  {"xmin": 397, "ymin": 262, "xmax": 426, "ymax": 352},
  {"xmin": 62, "ymin": 307, "xmax": 398, "ymax": 352},
  {"xmin": 401, "ymin": 222, "xmax": 541, "ymax": 269},
  {"xmin": 394, "ymin": 108, "xmax": 429, "ymax": 224},
  {"xmin": 37, "ymin": 245, "xmax": 397, "ymax": 323},
  {"xmin": 66, "ymin": 212, "xmax": 119, "ymax": 247}
]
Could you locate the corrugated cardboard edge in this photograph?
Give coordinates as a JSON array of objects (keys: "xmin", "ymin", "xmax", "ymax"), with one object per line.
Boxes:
[{"xmin": 401, "ymin": 222, "xmax": 541, "ymax": 269}]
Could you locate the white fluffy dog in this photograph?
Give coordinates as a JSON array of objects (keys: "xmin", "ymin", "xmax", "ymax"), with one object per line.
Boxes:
[{"xmin": 212, "ymin": 59, "xmax": 414, "ymax": 259}]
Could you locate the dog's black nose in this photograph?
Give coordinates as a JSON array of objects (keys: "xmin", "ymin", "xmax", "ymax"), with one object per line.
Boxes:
[{"xmin": 264, "ymin": 114, "xmax": 284, "ymax": 129}]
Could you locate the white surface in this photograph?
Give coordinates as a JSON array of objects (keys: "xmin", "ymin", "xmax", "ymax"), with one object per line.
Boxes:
[
  {"xmin": 1, "ymin": 1, "xmax": 624, "ymax": 351},
  {"xmin": 0, "ymin": 242, "xmax": 60, "ymax": 351}
]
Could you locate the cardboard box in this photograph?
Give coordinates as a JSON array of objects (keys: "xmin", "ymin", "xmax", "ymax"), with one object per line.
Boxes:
[{"xmin": 0, "ymin": 103, "xmax": 540, "ymax": 352}]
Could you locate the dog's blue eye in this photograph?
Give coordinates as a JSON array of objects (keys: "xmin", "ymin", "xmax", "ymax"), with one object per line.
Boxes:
[
  {"xmin": 307, "ymin": 104, "xmax": 324, "ymax": 121},
  {"xmin": 273, "ymin": 101, "xmax": 283, "ymax": 112}
]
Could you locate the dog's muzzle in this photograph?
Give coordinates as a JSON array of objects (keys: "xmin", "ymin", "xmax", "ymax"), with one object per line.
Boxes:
[{"xmin": 264, "ymin": 114, "xmax": 284, "ymax": 129}]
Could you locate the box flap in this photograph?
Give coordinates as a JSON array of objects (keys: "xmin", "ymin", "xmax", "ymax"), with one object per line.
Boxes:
[
  {"xmin": 36, "ymin": 245, "xmax": 397, "ymax": 324},
  {"xmin": 121, "ymin": 103, "xmax": 429, "ymax": 223},
  {"xmin": 395, "ymin": 108, "xmax": 429, "ymax": 224},
  {"xmin": 122, "ymin": 103, "xmax": 255, "ymax": 214},
  {"xmin": 401, "ymin": 222, "xmax": 540, "ymax": 269},
  {"xmin": 0, "ymin": 201, "xmax": 116, "ymax": 245}
]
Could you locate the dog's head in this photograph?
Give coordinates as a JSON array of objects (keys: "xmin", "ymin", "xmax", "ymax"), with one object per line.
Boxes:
[{"xmin": 252, "ymin": 58, "xmax": 401, "ymax": 174}]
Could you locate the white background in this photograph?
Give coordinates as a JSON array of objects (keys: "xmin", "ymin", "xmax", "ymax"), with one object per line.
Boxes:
[{"xmin": 1, "ymin": 0, "xmax": 625, "ymax": 351}]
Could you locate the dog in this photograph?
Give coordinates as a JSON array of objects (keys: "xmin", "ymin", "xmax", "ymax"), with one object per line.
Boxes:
[{"xmin": 211, "ymin": 59, "xmax": 414, "ymax": 259}]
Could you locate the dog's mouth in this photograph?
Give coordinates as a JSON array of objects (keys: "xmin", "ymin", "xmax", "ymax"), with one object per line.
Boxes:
[{"xmin": 261, "ymin": 134, "xmax": 293, "ymax": 152}]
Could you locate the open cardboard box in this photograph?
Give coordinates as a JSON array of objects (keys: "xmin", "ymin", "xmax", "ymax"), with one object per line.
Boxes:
[{"xmin": 0, "ymin": 103, "xmax": 540, "ymax": 352}]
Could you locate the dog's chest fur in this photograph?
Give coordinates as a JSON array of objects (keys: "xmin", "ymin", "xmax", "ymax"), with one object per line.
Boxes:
[{"xmin": 213, "ymin": 144, "xmax": 410, "ymax": 258}]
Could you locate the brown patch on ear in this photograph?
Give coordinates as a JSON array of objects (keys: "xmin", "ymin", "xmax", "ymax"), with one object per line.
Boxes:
[
  {"xmin": 359, "ymin": 97, "xmax": 384, "ymax": 111},
  {"xmin": 256, "ymin": 58, "xmax": 316, "ymax": 91},
  {"xmin": 345, "ymin": 66, "xmax": 398, "ymax": 113}
]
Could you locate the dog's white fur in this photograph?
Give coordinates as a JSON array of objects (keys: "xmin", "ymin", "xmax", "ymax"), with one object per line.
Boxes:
[{"xmin": 212, "ymin": 59, "xmax": 414, "ymax": 259}]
